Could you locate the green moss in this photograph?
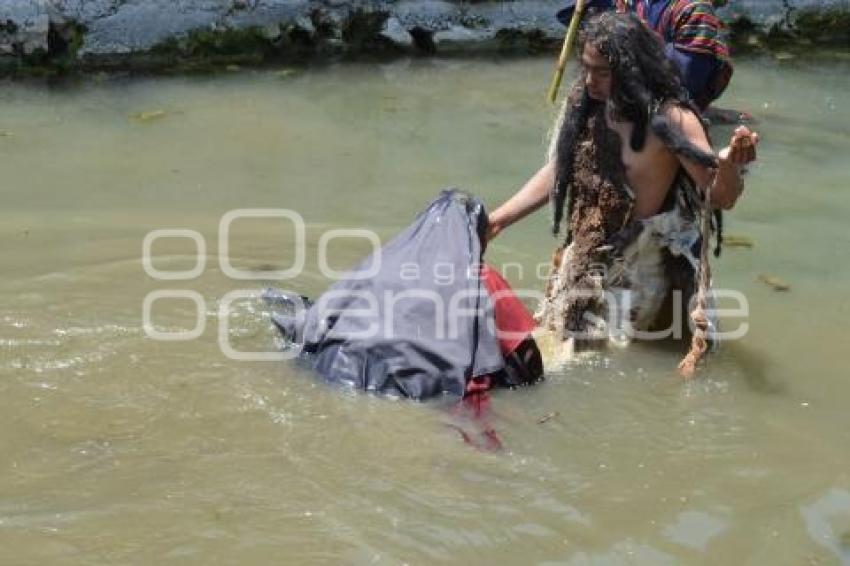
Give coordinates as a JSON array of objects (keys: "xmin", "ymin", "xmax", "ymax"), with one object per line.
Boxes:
[
  {"xmin": 20, "ymin": 47, "xmax": 50, "ymax": 67},
  {"xmin": 727, "ymin": 8, "xmax": 850, "ymax": 54},
  {"xmin": 67, "ymin": 24, "xmax": 86, "ymax": 57},
  {"xmin": 184, "ymin": 27, "xmax": 274, "ymax": 58},
  {"xmin": 340, "ymin": 9, "xmax": 389, "ymax": 50},
  {"xmin": 726, "ymin": 15, "xmax": 760, "ymax": 53},
  {"xmin": 494, "ymin": 29, "xmax": 551, "ymax": 54},
  {"xmin": 51, "ymin": 22, "xmax": 87, "ymax": 71},
  {"xmin": 1, "ymin": 62, "xmax": 61, "ymax": 78},
  {"xmin": 794, "ymin": 8, "xmax": 850, "ymax": 43},
  {"xmin": 144, "ymin": 26, "xmax": 284, "ymax": 72},
  {"xmin": 304, "ymin": 9, "xmax": 329, "ymax": 37},
  {"xmin": 0, "ymin": 20, "xmax": 88, "ymax": 77}
]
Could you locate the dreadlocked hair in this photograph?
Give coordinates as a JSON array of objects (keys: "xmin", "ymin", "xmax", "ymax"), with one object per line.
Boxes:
[
  {"xmin": 550, "ymin": 84, "xmax": 592, "ymax": 238},
  {"xmin": 551, "ymin": 11, "xmax": 725, "ymax": 255}
]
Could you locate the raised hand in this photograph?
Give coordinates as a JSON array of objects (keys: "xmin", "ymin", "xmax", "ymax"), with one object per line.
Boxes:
[{"xmin": 723, "ymin": 126, "xmax": 760, "ymax": 166}]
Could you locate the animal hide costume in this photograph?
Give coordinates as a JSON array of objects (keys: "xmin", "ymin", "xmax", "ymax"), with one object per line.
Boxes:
[{"xmin": 535, "ymin": 82, "xmax": 719, "ymax": 346}]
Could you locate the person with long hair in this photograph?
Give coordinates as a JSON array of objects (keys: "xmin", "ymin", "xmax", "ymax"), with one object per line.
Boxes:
[
  {"xmin": 487, "ymin": 12, "xmax": 759, "ymax": 352},
  {"xmin": 557, "ymin": 0, "xmax": 735, "ymax": 112}
]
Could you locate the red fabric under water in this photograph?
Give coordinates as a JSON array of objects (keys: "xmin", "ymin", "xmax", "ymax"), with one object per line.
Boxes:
[
  {"xmin": 453, "ymin": 375, "xmax": 502, "ymax": 452},
  {"xmin": 452, "ymin": 265, "xmax": 537, "ymax": 451}
]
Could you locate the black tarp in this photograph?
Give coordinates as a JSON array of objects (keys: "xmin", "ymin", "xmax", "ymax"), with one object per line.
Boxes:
[{"xmin": 269, "ymin": 190, "xmax": 505, "ymax": 401}]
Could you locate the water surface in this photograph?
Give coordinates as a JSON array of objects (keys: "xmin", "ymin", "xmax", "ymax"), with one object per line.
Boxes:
[{"xmin": 1, "ymin": 55, "xmax": 850, "ymax": 564}]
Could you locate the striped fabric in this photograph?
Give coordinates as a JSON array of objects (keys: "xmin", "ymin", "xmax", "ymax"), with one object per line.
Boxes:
[{"xmin": 635, "ymin": 0, "xmax": 730, "ymax": 59}]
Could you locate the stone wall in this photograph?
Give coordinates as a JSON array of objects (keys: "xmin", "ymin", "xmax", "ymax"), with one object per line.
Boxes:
[{"xmin": 1, "ymin": 0, "xmax": 848, "ymax": 71}]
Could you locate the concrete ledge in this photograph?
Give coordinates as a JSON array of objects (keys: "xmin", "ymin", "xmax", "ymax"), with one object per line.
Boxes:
[{"xmin": 1, "ymin": 0, "xmax": 848, "ymax": 74}]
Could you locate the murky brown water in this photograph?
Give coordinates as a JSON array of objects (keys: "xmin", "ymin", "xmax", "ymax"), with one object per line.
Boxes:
[{"xmin": 1, "ymin": 55, "xmax": 850, "ymax": 564}]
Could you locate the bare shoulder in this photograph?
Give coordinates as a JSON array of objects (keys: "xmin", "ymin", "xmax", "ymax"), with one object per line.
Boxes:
[
  {"xmin": 661, "ymin": 102, "xmax": 711, "ymax": 149},
  {"xmin": 662, "ymin": 103, "xmax": 703, "ymax": 134}
]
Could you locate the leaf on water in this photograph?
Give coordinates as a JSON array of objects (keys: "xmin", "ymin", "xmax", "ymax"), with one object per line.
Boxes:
[
  {"xmin": 757, "ymin": 274, "xmax": 791, "ymax": 292},
  {"xmin": 275, "ymin": 69, "xmax": 297, "ymax": 79},
  {"xmin": 723, "ymin": 234, "xmax": 754, "ymax": 248},
  {"xmin": 226, "ymin": 64, "xmax": 241, "ymax": 72},
  {"xmin": 0, "ymin": 130, "xmax": 13, "ymax": 137},
  {"xmin": 131, "ymin": 110, "xmax": 168, "ymax": 123},
  {"xmin": 537, "ymin": 411, "xmax": 559, "ymax": 425}
]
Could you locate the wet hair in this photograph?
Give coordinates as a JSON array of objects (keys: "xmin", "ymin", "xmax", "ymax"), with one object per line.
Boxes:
[{"xmin": 552, "ymin": 11, "xmax": 723, "ymax": 252}]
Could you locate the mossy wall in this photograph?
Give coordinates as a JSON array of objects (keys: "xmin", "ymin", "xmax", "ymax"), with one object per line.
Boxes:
[{"xmin": 1, "ymin": 0, "xmax": 848, "ymax": 75}]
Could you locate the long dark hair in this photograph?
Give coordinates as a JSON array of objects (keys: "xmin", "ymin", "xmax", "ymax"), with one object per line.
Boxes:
[{"xmin": 551, "ymin": 12, "xmax": 719, "ymax": 241}]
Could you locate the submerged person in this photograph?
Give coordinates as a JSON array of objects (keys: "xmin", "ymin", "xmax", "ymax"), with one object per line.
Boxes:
[
  {"xmin": 557, "ymin": 0, "xmax": 738, "ymax": 115},
  {"xmin": 487, "ymin": 12, "xmax": 759, "ymax": 352},
  {"xmin": 267, "ymin": 190, "xmax": 543, "ymax": 404}
]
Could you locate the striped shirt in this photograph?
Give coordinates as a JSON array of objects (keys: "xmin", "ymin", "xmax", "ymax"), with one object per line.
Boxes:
[{"xmin": 634, "ymin": 0, "xmax": 730, "ymax": 60}]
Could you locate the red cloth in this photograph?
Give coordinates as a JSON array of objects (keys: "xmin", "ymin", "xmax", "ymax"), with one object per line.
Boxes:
[
  {"xmin": 457, "ymin": 375, "xmax": 502, "ymax": 451},
  {"xmin": 451, "ymin": 265, "xmax": 537, "ymax": 452},
  {"xmin": 481, "ymin": 264, "xmax": 537, "ymax": 357}
]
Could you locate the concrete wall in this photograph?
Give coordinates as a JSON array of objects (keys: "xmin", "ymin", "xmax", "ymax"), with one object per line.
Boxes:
[{"xmin": 1, "ymin": 0, "xmax": 848, "ymax": 68}]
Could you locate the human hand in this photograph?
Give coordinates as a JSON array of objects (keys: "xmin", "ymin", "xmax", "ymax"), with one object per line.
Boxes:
[
  {"xmin": 720, "ymin": 126, "xmax": 760, "ymax": 166},
  {"xmin": 485, "ymin": 215, "xmax": 504, "ymax": 242}
]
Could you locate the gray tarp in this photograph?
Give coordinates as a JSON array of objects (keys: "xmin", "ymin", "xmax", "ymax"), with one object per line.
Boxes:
[{"xmin": 270, "ymin": 190, "xmax": 505, "ymax": 401}]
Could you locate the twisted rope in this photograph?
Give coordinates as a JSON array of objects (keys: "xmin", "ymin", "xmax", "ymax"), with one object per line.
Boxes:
[{"xmin": 678, "ymin": 170, "xmax": 717, "ymax": 378}]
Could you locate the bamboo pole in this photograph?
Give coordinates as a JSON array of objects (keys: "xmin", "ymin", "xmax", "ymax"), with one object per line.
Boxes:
[{"xmin": 547, "ymin": 0, "xmax": 587, "ymax": 104}]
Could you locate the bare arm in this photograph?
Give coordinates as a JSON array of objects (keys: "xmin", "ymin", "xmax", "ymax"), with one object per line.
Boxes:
[
  {"xmin": 487, "ymin": 161, "xmax": 555, "ymax": 241},
  {"xmin": 667, "ymin": 106, "xmax": 760, "ymax": 210}
]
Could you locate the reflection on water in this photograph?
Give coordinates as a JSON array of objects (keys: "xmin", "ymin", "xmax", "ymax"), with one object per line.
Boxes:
[
  {"xmin": 803, "ymin": 489, "xmax": 850, "ymax": 563},
  {"xmin": 1, "ymin": 55, "xmax": 850, "ymax": 564}
]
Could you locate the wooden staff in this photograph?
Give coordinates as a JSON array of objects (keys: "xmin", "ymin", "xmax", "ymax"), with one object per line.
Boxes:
[{"xmin": 547, "ymin": 0, "xmax": 587, "ymax": 104}]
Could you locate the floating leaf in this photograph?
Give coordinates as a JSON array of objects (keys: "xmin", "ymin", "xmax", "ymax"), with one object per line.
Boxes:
[
  {"xmin": 537, "ymin": 412, "xmax": 560, "ymax": 425},
  {"xmin": 724, "ymin": 234, "xmax": 754, "ymax": 248},
  {"xmin": 757, "ymin": 274, "xmax": 790, "ymax": 292},
  {"xmin": 131, "ymin": 110, "xmax": 167, "ymax": 123}
]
